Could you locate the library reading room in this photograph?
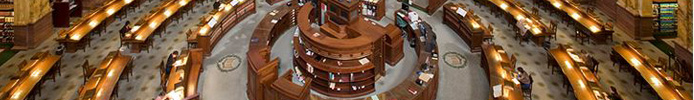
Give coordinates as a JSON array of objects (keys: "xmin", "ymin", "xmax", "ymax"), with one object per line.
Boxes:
[{"xmin": 0, "ymin": 0, "xmax": 691, "ymax": 99}]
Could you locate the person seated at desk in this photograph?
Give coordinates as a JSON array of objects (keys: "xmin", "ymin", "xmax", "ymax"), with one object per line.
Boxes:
[
  {"xmin": 517, "ymin": 67, "xmax": 533, "ymax": 97},
  {"xmin": 608, "ymin": 86, "xmax": 623, "ymax": 100},
  {"xmin": 120, "ymin": 21, "xmax": 131, "ymax": 38},
  {"xmin": 166, "ymin": 51, "xmax": 179, "ymax": 75},
  {"xmin": 213, "ymin": 0, "xmax": 221, "ymax": 10}
]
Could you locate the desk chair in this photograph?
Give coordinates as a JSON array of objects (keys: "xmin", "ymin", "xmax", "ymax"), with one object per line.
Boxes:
[
  {"xmin": 548, "ymin": 20, "xmax": 557, "ymax": 41},
  {"xmin": 158, "ymin": 61, "xmax": 168, "ymax": 92},
  {"xmin": 82, "ymin": 60, "xmax": 95, "ymax": 84}
]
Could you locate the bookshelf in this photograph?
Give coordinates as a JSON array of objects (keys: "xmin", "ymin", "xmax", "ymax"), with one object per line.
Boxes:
[
  {"xmin": 360, "ymin": 0, "xmax": 384, "ymax": 20},
  {"xmin": 0, "ymin": 2, "xmax": 12, "ymax": 44}
]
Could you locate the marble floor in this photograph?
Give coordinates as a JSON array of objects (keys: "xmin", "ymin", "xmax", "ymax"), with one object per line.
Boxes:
[{"xmin": 0, "ymin": 0, "xmax": 690, "ymax": 99}]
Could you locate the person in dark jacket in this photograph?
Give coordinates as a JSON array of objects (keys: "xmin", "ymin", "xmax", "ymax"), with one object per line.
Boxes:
[
  {"xmin": 120, "ymin": 21, "xmax": 131, "ymax": 37},
  {"xmin": 213, "ymin": 0, "xmax": 221, "ymax": 10},
  {"xmin": 165, "ymin": 51, "xmax": 179, "ymax": 75},
  {"xmin": 608, "ymin": 86, "xmax": 623, "ymax": 100}
]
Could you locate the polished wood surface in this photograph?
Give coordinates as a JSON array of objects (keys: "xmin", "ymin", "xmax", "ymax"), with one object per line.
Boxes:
[
  {"xmin": 188, "ymin": 0, "xmax": 255, "ymax": 55},
  {"xmin": 124, "ymin": 0, "xmax": 193, "ymax": 42},
  {"xmin": 163, "ymin": 49, "xmax": 203, "ymax": 98},
  {"xmin": 0, "ymin": 52, "xmax": 60, "ymax": 100},
  {"xmin": 443, "ymin": 3, "xmax": 492, "ymax": 52},
  {"xmin": 246, "ymin": 4, "xmax": 295, "ymax": 100},
  {"xmin": 488, "ymin": 0, "xmax": 547, "ymax": 36},
  {"xmin": 268, "ymin": 71, "xmax": 313, "ymax": 100},
  {"xmin": 77, "ymin": 51, "xmax": 132, "ymax": 100},
  {"xmin": 57, "ymin": 0, "xmax": 135, "ymax": 42},
  {"xmin": 595, "ymin": 0, "xmax": 653, "ymax": 40},
  {"xmin": 543, "ymin": 0, "xmax": 609, "ymax": 34},
  {"xmin": 294, "ymin": 3, "xmax": 387, "ymax": 97},
  {"xmin": 481, "ymin": 44, "xmax": 523, "ymax": 100},
  {"xmin": 613, "ymin": 43, "xmax": 692, "ymax": 100},
  {"xmin": 549, "ymin": 46, "xmax": 608, "ymax": 100}
]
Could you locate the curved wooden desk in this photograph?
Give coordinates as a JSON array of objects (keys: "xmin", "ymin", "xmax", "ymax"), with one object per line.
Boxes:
[
  {"xmin": 246, "ymin": 4, "xmax": 298, "ymax": 100},
  {"xmin": 77, "ymin": 51, "xmax": 133, "ymax": 100},
  {"xmin": 483, "ymin": 0, "xmax": 549, "ymax": 45},
  {"xmin": 539, "ymin": 0, "xmax": 614, "ymax": 43},
  {"xmin": 162, "ymin": 49, "xmax": 203, "ymax": 99},
  {"xmin": 442, "ymin": 3, "xmax": 492, "ymax": 52},
  {"xmin": 122, "ymin": 0, "xmax": 195, "ymax": 53},
  {"xmin": 612, "ymin": 43, "xmax": 692, "ymax": 100},
  {"xmin": 481, "ymin": 44, "xmax": 523, "ymax": 100},
  {"xmin": 56, "ymin": 0, "xmax": 139, "ymax": 53},
  {"xmin": 0, "ymin": 52, "xmax": 60, "ymax": 100},
  {"xmin": 549, "ymin": 46, "xmax": 609, "ymax": 100},
  {"xmin": 187, "ymin": 0, "xmax": 256, "ymax": 55},
  {"xmin": 246, "ymin": 3, "xmax": 438, "ymax": 100}
]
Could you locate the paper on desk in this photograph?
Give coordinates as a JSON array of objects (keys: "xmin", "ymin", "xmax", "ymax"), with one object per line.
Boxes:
[
  {"xmin": 359, "ymin": 58, "xmax": 370, "ymax": 65},
  {"xmin": 208, "ymin": 18, "xmax": 218, "ymax": 27},
  {"xmin": 493, "ymin": 84, "xmax": 502, "ymax": 98},
  {"xmin": 456, "ymin": 7, "xmax": 467, "ymax": 16}
]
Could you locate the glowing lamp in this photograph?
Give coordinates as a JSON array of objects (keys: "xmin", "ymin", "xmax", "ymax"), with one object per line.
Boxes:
[
  {"xmin": 31, "ymin": 70, "xmax": 41, "ymax": 77},
  {"xmin": 106, "ymin": 9, "xmax": 116, "ymax": 15},
  {"xmin": 472, "ymin": 22, "xmax": 480, "ymax": 29},
  {"xmin": 11, "ymin": 91, "xmax": 21, "ymax": 99},
  {"xmin": 532, "ymin": 28, "xmax": 541, "ymax": 34},
  {"xmin": 164, "ymin": 10, "xmax": 173, "ymax": 17},
  {"xmin": 70, "ymin": 34, "xmax": 81, "ymax": 40},
  {"xmin": 149, "ymin": 22, "xmax": 158, "ymax": 28},
  {"xmin": 136, "ymin": 35, "xmax": 144, "ymax": 40},
  {"xmin": 630, "ymin": 58, "xmax": 641, "ymax": 66},
  {"xmin": 500, "ymin": 3, "xmax": 509, "ymax": 10},
  {"xmin": 178, "ymin": 0, "xmax": 187, "ymax": 6},
  {"xmin": 224, "ymin": 4, "xmax": 233, "ymax": 11},
  {"xmin": 571, "ymin": 13, "xmax": 581, "ymax": 19},
  {"xmin": 589, "ymin": 26, "xmax": 601, "ymax": 33},
  {"xmin": 199, "ymin": 27, "xmax": 209, "ymax": 34},
  {"xmin": 552, "ymin": 2, "xmax": 562, "ymax": 8},
  {"xmin": 89, "ymin": 21, "xmax": 99, "ymax": 27},
  {"xmin": 515, "ymin": 15, "xmax": 525, "ymax": 20},
  {"xmin": 651, "ymin": 77, "xmax": 661, "ymax": 86}
]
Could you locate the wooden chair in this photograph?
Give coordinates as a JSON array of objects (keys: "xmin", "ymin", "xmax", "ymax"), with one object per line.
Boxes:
[
  {"xmin": 549, "ymin": 20, "xmax": 557, "ymax": 41},
  {"xmin": 484, "ymin": 25, "xmax": 494, "ymax": 44},
  {"xmin": 82, "ymin": 60, "xmax": 95, "ymax": 84},
  {"xmin": 574, "ymin": 28, "xmax": 589, "ymax": 44},
  {"xmin": 158, "ymin": 61, "xmax": 168, "ymax": 92},
  {"xmin": 510, "ymin": 55, "xmax": 517, "ymax": 68}
]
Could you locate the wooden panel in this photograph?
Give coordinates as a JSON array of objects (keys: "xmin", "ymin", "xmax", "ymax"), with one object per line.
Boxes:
[
  {"xmin": 596, "ymin": 0, "xmax": 654, "ymax": 40},
  {"xmin": 13, "ymin": 13, "xmax": 53, "ymax": 50}
]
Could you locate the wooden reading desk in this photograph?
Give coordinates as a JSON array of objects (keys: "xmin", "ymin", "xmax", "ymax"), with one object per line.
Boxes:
[
  {"xmin": 188, "ymin": 0, "xmax": 256, "ymax": 55},
  {"xmin": 549, "ymin": 45, "xmax": 609, "ymax": 100},
  {"xmin": 481, "ymin": 44, "xmax": 523, "ymax": 100},
  {"xmin": 0, "ymin": 52, "xmax": 60, "ymax": 100},
  {"xmin": 612, "ymin": 42, "xmax": 692, "ymax": 100},
  {"xmin": 56, "ymin": 0, "xmax": 139, "ymax": 53},
  {"xmin": 77, "ymin": 51, "xmax": 132, "ymax": 100},
  {"xmin": 122, "ymin": 0, "xmax": 195, "ymax": 53},
  {"xmin": 486, "ymin": 0, "xmax": 549, "ymax": 46},
  {"xmin": 540, "ymin": 0, "xmax": 614, "ymax": 43},
  {"xmin": 163, "ymin": 49, "xmax": 203, "ymax": 99},
  {"xmin": 443, "ymin": 3, "xmax": 492, "ymax": 52}
]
